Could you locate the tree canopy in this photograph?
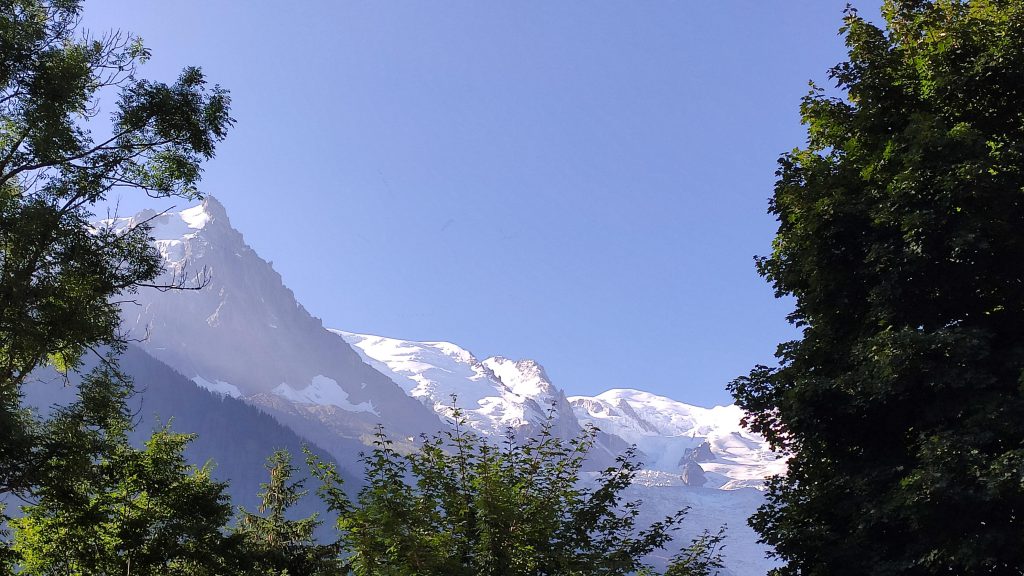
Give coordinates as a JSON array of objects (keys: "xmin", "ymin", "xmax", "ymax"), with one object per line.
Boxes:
[
  {"xmin": 0, "ymin": 0, "xmax": 233, "ymax": 567},
  {"xmin": 12, "ymin": 366, "xmax": 238, "ymax": 576},
  {"xmin": 0, "ymin": 0, "xmax": 231, "ymax": 480},
  {"xmin": 0, "ymin": 0, "xmax": 231, "ymax": 390},
  {"xmin": 310, "ymin": 415, "xmax": 726, "ymax": 576},
  {"xmin": 730, "ymin": 1, "xmax": 1024, "ymax": 574}
]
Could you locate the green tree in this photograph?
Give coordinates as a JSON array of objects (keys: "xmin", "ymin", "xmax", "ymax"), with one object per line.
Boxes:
[
  {"xmin": 0, "ymin": 0, "xmax": 231, "ymax": 557},
  {"xmin": 309, "ymin": 414, "xmax": 725, "ymax": 576},
  {"xmin": 236, "ymin": 450, "xmax": 340, "ymax": 575},
  {"xmin": 12, "ymin": 365, "xmax": 238, "ymax": 575},
  {"xmin": 730, "ymin": 1, "xmax": 1024, "ymax": 574},
  {"xmin": 0, "ymin": 0, "xmax": 232, "ymax": 389}
]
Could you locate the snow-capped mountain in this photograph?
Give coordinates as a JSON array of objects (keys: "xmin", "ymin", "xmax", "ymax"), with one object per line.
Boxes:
[
  {"xmin": 112, "ymin": 198, "xmax": 783, "ymax": 575},
  {"xmin": 108, "ymin": 197, "xmax": 445, "ymax": 449},
  {"xmin": 337, "ymin": 331, "xmax": 562, "ymax": 435},
  {"xmin": 571, "ymin": 389, "xmax": 785, "ymax": 490},
  {"xmin": 337, "ymin": 331, "xmax": 632, "ymax": 466}
]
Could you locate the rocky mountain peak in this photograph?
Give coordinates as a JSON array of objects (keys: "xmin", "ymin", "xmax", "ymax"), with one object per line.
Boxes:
[
  {"xmin": 199, "ymin": 194, "xmax": 229, "ymax": 222},
  {"xmin": 117, "ymin": 199, "xmax": 445, "ymax": 441}
]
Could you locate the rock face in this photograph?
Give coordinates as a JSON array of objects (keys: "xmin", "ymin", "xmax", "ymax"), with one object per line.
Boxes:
[
  {"xmin": 679, "ymin": 440, "xmax": 716, "ymax": 465},
  {"xmin": 682, "ymin": 460, "xmax": 708, "ymax": 487},
  {"xmin": 111, "ymin": 197, "xmax": 445, "ymax": 443}
]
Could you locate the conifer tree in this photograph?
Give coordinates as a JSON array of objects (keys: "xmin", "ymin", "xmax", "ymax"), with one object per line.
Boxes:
[
  {"xmin": 236, "ymin": 450, "xmax": 339, "ymax": 575},
  {"xmin": 12, "ymin": 365, "xmax": 237, "ymax": 575}
]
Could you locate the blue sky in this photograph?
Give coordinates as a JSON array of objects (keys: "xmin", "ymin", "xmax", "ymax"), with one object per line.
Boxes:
[{"xmin": 85, "ymin": 1, "xmax": 882, "ymax": 407}]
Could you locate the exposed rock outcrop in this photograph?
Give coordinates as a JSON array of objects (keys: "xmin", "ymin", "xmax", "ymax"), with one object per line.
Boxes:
[
  {"xmin": 681, "ymin": 460, "xmax": 707, "ymax": 487},
  {"xmin": 679, "ymin": 440, "xmax": 715, "ymax": 465}
]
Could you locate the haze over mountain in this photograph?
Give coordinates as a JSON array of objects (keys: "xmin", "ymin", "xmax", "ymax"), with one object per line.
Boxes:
[
  {"xmin": 22, "ymin": 345, "xmax": 345, "ymax": 532},
  {"xmin": 107, "ymin": 197, "xmax": 784, "ymax": 575},
  {"xmin": 111, "ymin": 199, "xmax": 444, "ymax": 449}
]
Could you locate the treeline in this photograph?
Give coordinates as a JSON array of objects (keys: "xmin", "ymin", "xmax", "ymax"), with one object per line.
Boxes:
[{"xmin": 9, "ymin": 363, "xmax": 724, "ymax": 575}]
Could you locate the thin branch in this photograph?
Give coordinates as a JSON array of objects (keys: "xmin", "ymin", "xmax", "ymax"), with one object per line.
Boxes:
[
  {"xmin": 0, "ymin": 126, "xmax": 133, "ymax": 186},
  {"xmin": 0, "ymin": 131, "xmax": 29, "ymax": 175}
]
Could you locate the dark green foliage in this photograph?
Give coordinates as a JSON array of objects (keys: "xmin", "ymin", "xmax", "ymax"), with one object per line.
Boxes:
[
  {"xmin": 0, "ymin": 0, "xmax": 232, "ymax": 566},
  {"xmin": 309, "ymin": 412, "xmax": 725, "ymax": 576},
  {"xmin": 0, "ymin": 0, "xmax": 231, "ymax": 495},
  {"xmin": 730, "ymin": 1, "xmax": 1024, "ymax": 574},
  {"xmin": 12, "ymin": 364, "xmax": 238, "ymax": 575},
  {"xmin": 113, "ymin": 344, "xmax": 353, "ymax": 524},
  {"xmin": 0, "ymin": 0, "xmax": 232, "ymax": 389},
  {"xmin": 236, "ymin": 450, "xmax": 340, "ymax": 575}
]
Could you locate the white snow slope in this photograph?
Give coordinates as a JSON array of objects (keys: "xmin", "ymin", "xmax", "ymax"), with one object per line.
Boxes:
[
  {"xmin": 336, "ymin": 331, "xmax": 568, "ymax": 435},
  {"xmin": 571, "ymin": 389, "xmax": 786, "ymax": 490}
]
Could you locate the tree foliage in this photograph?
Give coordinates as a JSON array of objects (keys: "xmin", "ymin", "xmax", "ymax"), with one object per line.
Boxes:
[
  {"xmin": 0, "ymin": 0, "xmax": 231, "ymax": 495},
  {"xmin": 0, "ymin": 0, "xmax": 233, "ymax": 567},
  {"xmin": 0, "ymin": 0, "xmax": 232, "ymax": 389},
  {"xmin": 12, "ymin": 365, "xmax": 237, "ymax": 575},
  {"xmin": 730, "ymin": 1, "xmax": 1024, "ymax": 574},
  {"xmin": 236, "ymin": 450, "xmax": 339, "ymax": 576},
  {"xmin": 310, "ymin": 413, "xmax": 725, "ymax": 576}
]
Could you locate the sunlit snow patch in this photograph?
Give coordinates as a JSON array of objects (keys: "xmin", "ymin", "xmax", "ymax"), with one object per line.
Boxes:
[
  {"xmin": 272, "ymin": 375, "xmax": 378, "ymax": 415},
  {"xmin": 333, "ymin": 330, "xmax": 553, "ymax": 433},
  {"xmin": 191, "ymin": 375, "xmax": 242, "ymax": 398},
  {"xmin": 179, "ymin": 203, "xmax": 211, "ymax": 230},
  {"xmin": 96, "ymin": 198, "xmax": 214, "ymax": 243}
]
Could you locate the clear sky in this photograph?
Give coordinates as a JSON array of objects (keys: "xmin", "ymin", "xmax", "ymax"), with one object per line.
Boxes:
[{"xmin": 84, "ymin": 1, "xmax": 883, "ymax": 407}]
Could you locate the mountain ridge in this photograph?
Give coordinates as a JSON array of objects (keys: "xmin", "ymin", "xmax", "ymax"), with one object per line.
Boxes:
[{"xmin": 111, "ymin": 197, "xmax": 783, "ymax": 575}]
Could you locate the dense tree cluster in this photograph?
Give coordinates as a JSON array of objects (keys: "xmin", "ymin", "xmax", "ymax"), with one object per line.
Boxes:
[
  {"xmin": 731, "ymin": 1, "xmax": 1024, "ymax": 574},
  {"xmin": 309, "ymin": 416, "xmax": 725, "ymax": 576},
  {"xmin": 13, "ymin": 366, "xmax": 238, "ymax": 575}
]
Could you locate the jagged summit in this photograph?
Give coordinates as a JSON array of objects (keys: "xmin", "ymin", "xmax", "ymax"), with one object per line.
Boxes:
[
  {"xmin": 117, "ymin": 200, "xmax": 445, "ymax": 443},
  {"xmin": 336, "ymin": 331, "xmax": 579, "ymax": 437},
  {"xmin": 198, "ymin": 194, "xmax": 229, "ymax": 220}
]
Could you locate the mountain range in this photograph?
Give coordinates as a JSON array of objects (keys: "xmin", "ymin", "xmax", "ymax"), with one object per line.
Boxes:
[{"xmin": 95, "ymin": 196, "xmax": 785, "ymax": 575}]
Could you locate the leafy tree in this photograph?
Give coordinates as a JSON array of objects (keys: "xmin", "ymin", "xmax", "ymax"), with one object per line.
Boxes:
[
  {"xmin": 309, "ymin": 413, "xmax": 725, "ymax": 576},
  {"xmin": 0, "ymin": 0, "xmax": 231, "ymax": 559},
  {"xmin": 0, "ymin": 0, "xmax": 231, "ymax": 389},
  {"xmin": 0, "ymin": 0, "xmax": 230, "ymax": 488},
  {"xmin": 236, "ymin": 450, "xmax": 340, "ymax": 575},
  {"xmin": 730, "ymin": 1, "xmax": 1024, "ymax": 574},
  {"xmin": 12, "ymin": 365, "xmax": 238, "ymax": 575}
]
